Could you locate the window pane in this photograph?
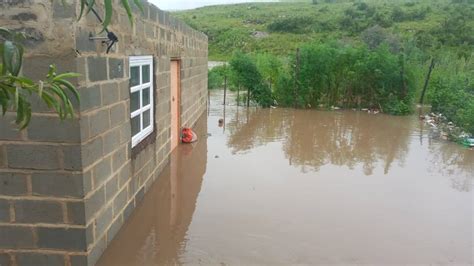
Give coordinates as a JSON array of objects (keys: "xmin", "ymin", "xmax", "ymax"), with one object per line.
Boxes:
[
  {"xmin": 131, "ymin": 91, "xmax": 140, "ymax": 112},
  {"xmin": 143, "ymin": 109, "xmax": 151, "ymax": 128},
  {"xmin": 131, "ymin": 115, "xmax": 141, "ymax": 137},
  {"xmin": 142, "ymin": 65, "xmax": 150, "ymax": 83},
  {"xmin": 130, "ymin": 66, "xmax": 140, "ymax": 86},
  {"xmin": 142, "ymin": 87, "xmax": 150, "ymax": 106}
]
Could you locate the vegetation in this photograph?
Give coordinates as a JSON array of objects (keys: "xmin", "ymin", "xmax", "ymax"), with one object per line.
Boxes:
[
  {"xmin": 179, "ymin": 0, "xmax": 474, "ymax": 135},
  {"xmin": 0, "ymin": 28, "xmax": 79, "ymax": 128},
  {"xmin": 175, "ymin": 0, "xmax": 474, "ymax": 60}
]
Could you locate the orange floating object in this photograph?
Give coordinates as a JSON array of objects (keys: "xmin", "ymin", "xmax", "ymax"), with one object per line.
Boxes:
[{"xmin": 181, "ymin": 128, "xmax": 198, "ymax": 143}]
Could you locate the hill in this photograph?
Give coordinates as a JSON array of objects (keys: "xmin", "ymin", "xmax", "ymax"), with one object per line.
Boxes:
[{"xmin": 174, "ymin": 0, "xmax": 474, "ymax": 60}]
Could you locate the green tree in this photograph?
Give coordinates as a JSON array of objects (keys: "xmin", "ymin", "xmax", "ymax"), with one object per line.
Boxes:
[{"xmin": 229, "ymin": 52, "xmax": 272, "ymax": 107}]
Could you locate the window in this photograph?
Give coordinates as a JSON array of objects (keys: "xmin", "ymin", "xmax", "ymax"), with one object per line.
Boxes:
[{"xmin": 129, "ymin": 56, "xmax": 154, "ymax": 147}]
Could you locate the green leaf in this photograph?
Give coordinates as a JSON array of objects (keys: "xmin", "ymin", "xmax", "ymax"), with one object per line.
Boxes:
[
  {"xmin": 0, "ymin": 27, "xmax": 12, "ymax": 39},
  {"xmin": 50, "ymin": 84, "xmax": 69, "ymax": 119},
  {"xmin": 17, "ymin": 96, "xmax": 31, "ymax": 129},
  {"xmin": 102, "ymin": 0, "xmax": 113, "ymax": 31},
  {"xmin": 121, "ymin": 0, "xmax": 134, "ymax": 25},
  {"xmin": 3, "ymin": 41, "xmax": 21, "ymax": 76},
  {"xmin": 38, "ymin": 80, "xmax": 44, "ymax": 98},
  {"xmin": 86, "ymin": 0, "xmax": 96, "ymax": 15},
  {"xmin": 52, "ymin": 72, "xmax": 81, "ymax": 81},
  {"xmin": 55, "ymin": 79, "xmax": 80, "ymax": 103},
  {"xmin": 16, "ymin": 94, "xmax": 25, "ymax": 125},
  {"xmin": 14, "ymin": 85, "xmax": 19, "ymax": 108},
  {"xmin": 78, "ymin": 0, "xmax": 86, "ymax": 20},
  {"xmin": 133, "ymin": 0, "xmax": 144, "ymax": 14}
]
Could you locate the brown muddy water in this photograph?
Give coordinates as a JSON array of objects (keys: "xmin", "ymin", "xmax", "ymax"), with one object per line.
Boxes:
[{"xmin": 97, "ymin": 90, "xmax": 473, "ymax": 265}]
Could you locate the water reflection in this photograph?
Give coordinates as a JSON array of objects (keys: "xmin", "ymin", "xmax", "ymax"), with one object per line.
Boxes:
[
  {"xmin": 222, "ymin": 91, "xmax": 472, "ymax": 191},
  {"xmin": 97, "ymin": 115, "xmax": 207, "ymax": 266},
  {"xmin": 227, "ymin": 107, "xmax": 412, "ymax": 175},
  {"xmin": 428, "ymin": 142, "xmax": 474, "ymax": 192}
]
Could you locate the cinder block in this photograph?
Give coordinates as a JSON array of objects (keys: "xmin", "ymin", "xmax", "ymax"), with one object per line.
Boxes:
[
  {"xmin": 0, "ymin": 226, "xmax": 35, "ymax": 248},
  {"xmin": 149, "ymin": 5, "xmax": 158, "ymax": 21},
  {"xmin": 7, "ymin": 144, "xmax": 59, "ymax": 170},
  {"xmin": 0, "ymin": 113, "xmax": 23, "ymax": 140},
  {"xmin": 105, "ymin": 174, "xmax": 119, "ymax": 202},
  {"xmin": 0, "ymin": 145, "xmax": 5, "ymax": 167},
  {"xmin": 76, "ymin": 28, "xmax": 96, "ymax": 52},
  {"xmin": 70, "ymin": 255, "xmax": 87, "ymax": 266},
  {"xmin": 37, "ymin": 227, "xmax": 87, "ymax": 251},
  {"xmin": 89, "ymin": 109, "xmax": 110, "ymax": 138},
  {"xmin": 93, "ymin": 158, "xmax": 111, "ymax": 188},
  {"xmin": 113, "ymin": 187, "xmax": 128, "ymax": 215},
  {"xmin": 135, "ymin": 187, "xmax": 145, "ymax": 205},
  {"xmin": 14, "ymin": 200, "xmax": 63, "ymax": 224},
  {"xmin": 118, "ymin": 80, "xmax": 130, "ymax": 101},
  {"xmin": 103, "ymin": 129, "xmax": 121, "ymax": 156},
  {"xmin": 123, "ymin": 199, "xmax": 135, "ymax": 221},
  {"xmin": 52, "ymin": 0, "xmax": 75, "ymax": 18},
  {"xmin": 79, "ymin": 85, "xmax": 102, "ymax": 112},
  {"xmin": 32, "ymin": 172, "xmax": 84, "ymax": 198},
  {"xmin": 16, "ymin": 253, "xmax": 65, "ymax": 266},
  {"xmin": 85, "ymin": 186, "xmax": 105, "ymax": 222},
  {"xmin": 110, "ymin": 103, "xmax": 126, "ymax": 128},
  {"xmin": 119, "ymin": 122, "xmax": 131, "ymax": 144},
  {"xmin": 81, "ymin": 137, "xmax": 103, "ymax": 168},
  {"xmin": 87, "ymin": 57, "xmax": 108, "ymax": 82},
  {"xmin": 0, "ymin": 172, "xmax": 28, "ymax": 196},
  {"xmin": 102, "ymin": 83, "xmax": 120, "ymax": 106},
  {"xmin": 67, "ymin": 201, "xmax": 85, "ymax": 225},
  {"xmin": 86, "ymin": 222, "xmax": 94, "ymax": 248},
  {"xmin": 87, "ymin": 235, "xmax": 106, "ymax": 266},
  {"xmin": 0, "ymin": 253, "xmax": 11, "ymax": 266},
  {"xmin": 106, "ymin": 214, "xmax": 123, "ymax": 245},
  {"xmin": 118, "ymin": 162, "xmax": 131, "ymax": 187},
  {"xmin": 94, "ymin": 206, "xmax": 112, "ymax": 239},
  {"xmin": 27, "ymin": 115, "xmax": 80, "ymax": 143},
  {"xmin": 0, "ymin": 199, "xmax": 9, "ymax": 222},
  {"xmin": 112, "ymin": 146, "xmax": 127, "ymax": 171},
  {"xmin": 62, "ymin": 145, "xmax": 83, "ymax": 171},
  {"xmin": 108, "ymin": 58, "xmax": 124, "ymax": 79}
]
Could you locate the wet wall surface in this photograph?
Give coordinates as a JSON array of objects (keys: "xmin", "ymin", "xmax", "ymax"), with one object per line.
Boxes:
[{"xmin": 97, "ymin": 90, "xmax": 473, "ymax": 265}]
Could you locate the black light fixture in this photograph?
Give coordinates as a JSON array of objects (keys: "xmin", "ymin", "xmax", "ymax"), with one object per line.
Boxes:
[{"xmin": 86, "ymin": 4, "xmax": 119, "ymax": 54}]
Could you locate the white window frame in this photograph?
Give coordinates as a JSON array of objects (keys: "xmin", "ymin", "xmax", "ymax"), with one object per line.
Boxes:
[{"xmin": 130, "ymin": 56, "xmax": 154, "ymax": 148}]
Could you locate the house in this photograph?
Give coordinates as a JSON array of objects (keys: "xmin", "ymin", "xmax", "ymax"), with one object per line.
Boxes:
[{"xmin": 0, "ymin": 0, "xmax": 208, "ymax": 265}]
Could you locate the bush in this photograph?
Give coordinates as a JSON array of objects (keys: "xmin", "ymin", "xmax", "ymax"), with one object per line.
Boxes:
[
  {"xmin": 229, "ymin": 52, "xmax": 273, "ymax": 107},
  {"xmin": 272, "ymin": 42, "xmax": 416, "ymax": 114},
  {"xmin": 267, "ymin": 16, "xmax": 314, "ymax": 34},
  {"xmin": 208, "ymin": 66, "xmax": 226, "ymax": 90}
]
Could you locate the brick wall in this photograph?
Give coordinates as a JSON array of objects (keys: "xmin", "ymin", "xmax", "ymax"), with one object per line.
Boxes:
[{"xmin": 0, "ymin": 0, "xmax": 208, "ymax": 265}]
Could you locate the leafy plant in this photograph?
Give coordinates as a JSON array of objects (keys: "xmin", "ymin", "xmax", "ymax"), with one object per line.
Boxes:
[
  {"xmin": 78, "ymin": 0, "xmax": 144, "ymax": 30},
  {"xmin": 0, "ymin": 28, "xmax": 80, "ymax": 129}
]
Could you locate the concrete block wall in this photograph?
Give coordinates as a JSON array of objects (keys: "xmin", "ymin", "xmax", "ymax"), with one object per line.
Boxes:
[{"xmin": 0, "ymin": 0, "xmax": 208, "ymax": 265}]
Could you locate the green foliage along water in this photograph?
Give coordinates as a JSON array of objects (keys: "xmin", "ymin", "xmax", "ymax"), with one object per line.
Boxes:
[{"xmin": 183, "ymin": 0, "xmax": 474, "ymax": 135}]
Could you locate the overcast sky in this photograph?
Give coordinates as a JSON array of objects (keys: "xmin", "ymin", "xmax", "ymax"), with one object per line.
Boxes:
[{"xmin": 150, "ymin": 0, "xmax": 277, "ymax": 11}]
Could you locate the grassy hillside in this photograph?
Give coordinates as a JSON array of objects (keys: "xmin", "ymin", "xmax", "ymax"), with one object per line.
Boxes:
[{"xmin": 174, "ymin": 0, "xmax": 474, "ymax": 60}]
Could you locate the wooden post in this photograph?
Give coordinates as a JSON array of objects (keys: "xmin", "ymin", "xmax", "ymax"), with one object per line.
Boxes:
[
  {"xmin": 294, "ymin": 48, "xmax": 300, "ymax": 109},
  {"xmin": 237, "ymin": 85, "xmax": 240, "ymax": 106},
  {"xmin": 419, "ymin": 58, "xmax": 435, "ymax": 105},
  {"xmin": 223, "ymin": 75, "xmax": 227, "ymax": 106},
  {"xmin": 399, "ymin": 53, "xmax": 407, "ymax": 98},
  {"xmin": 247, "ymin": 87, "xmax": 250, "ymax": 108}
]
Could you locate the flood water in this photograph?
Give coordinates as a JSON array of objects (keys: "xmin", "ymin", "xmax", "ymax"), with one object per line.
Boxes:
[{"xmin": 98, "ymin": 90, "xmax": 473, "ymax": 265}]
